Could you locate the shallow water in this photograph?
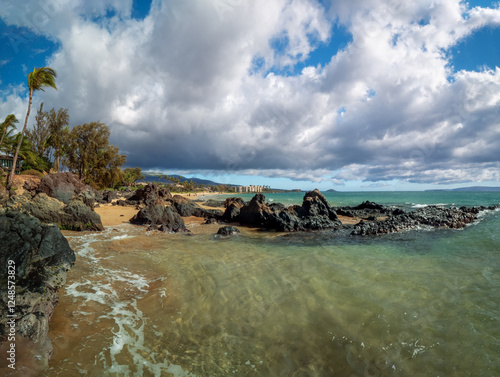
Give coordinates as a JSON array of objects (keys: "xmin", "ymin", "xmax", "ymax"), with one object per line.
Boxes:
[{"xmin": 44, "ymin": 193, "xmax": 500, "ymax": 376}]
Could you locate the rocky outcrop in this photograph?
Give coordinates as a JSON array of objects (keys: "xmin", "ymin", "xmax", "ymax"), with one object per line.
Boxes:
[
  {"xmin": 37, "ymin": 173, "xmax": 93, "ymax": 204},
  {"xmin": 171, "ymin": 195, "xmax": 223, "ymax": 219},
  {"xmin": 216, "ymin": 226, "xmax": 241, "ymax": 236},
  {"xmin": 129, "ymin": 204, "xmax": 188, "ymax": 233},
  {"xmin": 237, "ymin": 190, "xmax": 341, "ymax": 231},
  {"xmin": 350, "ymin": 205, "xmax": 497, "ymax": 236},
  {"xmin": 203, "ymin": 199, "xmax": 225, "ymax": 208},
  {"xmin": 0, "ymin": 210, "xmax": 76, "ymax": 370},
  {"xmin": 220, "ymin": 197, "xmax": 246, "ymax": 223},
  {"xmin": 124, "ymin": 183, "xmax": 172, "ymax": 206},
  {"xmin": 6, "ymin": 193, "xmax": 104, "ymax": 231},
  {"xmin": 335, "ymin": 201, "xmax": 404, "ymax": 220}
]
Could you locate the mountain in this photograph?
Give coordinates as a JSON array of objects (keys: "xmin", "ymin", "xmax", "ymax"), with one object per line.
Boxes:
[
  {"xmin": 141, "ymin": 173, "xmax": 237, "ymax": 187},
  {"xmin": 426, "ymin": 186, "xmax": 500, "ymax": 192}
]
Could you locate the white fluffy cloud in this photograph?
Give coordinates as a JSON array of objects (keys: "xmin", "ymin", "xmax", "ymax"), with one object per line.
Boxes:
[{"xmin": 2, "ymin": 0, "xmax": 500, "ymax": 185}]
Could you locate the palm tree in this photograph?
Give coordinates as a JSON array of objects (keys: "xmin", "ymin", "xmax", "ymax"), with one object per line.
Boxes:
[
  {"xmin": 0, "ymin": 114, "xmax": 19, "ymax": 151},
  {"xmin": 7, "ymin": 67, "xmax": 57, "ymax": 187}
]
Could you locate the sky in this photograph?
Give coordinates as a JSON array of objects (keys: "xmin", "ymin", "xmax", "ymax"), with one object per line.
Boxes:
[{"xmin": 1, "ymin": 0, "xmax": 500, "ymax": 191}]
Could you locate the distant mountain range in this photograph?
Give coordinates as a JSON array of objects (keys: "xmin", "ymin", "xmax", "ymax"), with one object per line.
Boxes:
[
  {"xmin": 142, "ymin": 173, "xmax": 234, "ymax": 187},
  {"xmin": 426, "ymin": 186, "xmax": 500, "ymax": 192}
]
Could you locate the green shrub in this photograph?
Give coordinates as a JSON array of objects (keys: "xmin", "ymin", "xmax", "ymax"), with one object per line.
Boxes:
[{"xmin": 21, "ymin": 169, "xmax": 44, "ymax": 178}]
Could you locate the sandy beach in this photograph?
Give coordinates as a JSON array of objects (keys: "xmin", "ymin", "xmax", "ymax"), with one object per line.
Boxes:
[{"xmin": 94, "ymin": 192, "xmax": 228, "ymax": 228}]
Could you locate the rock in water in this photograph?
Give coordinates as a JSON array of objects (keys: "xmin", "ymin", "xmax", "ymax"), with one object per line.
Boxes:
[
  {"xmin": 238, "ymin": 190, "xmax": 341, "ymax": 231},
  {"xmin": 216, "ymin": 226, "xmax": 241, "ymax": 236},
  {"xmin": 171, "ymin": 195, "xmax": 223, "ymax": 218},
  {"xmin": 129, "ymin": 204, "xmax": 188, "ymax": 233},
  {"xmin": 0, "ymin": 210, "xmax": 76, "ymax": 370}
]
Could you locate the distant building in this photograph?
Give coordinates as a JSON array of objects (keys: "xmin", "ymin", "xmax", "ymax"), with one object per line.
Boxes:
[
  {"xmin": 237, "ymin": 185, "xmax": 264, "ymax": 193},
  {"xmin": 0, "ymin": 155, "xmax": 23, "ymax": 174}
]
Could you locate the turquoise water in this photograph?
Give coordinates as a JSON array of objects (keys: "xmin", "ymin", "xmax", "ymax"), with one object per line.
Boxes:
[
  {"xmin": 210, "ymin": 191, "xmax": 500, "ymax": 208},
  {"xmin": 44, "ymin": 192, "xmax": 500, "ymax": 376}
]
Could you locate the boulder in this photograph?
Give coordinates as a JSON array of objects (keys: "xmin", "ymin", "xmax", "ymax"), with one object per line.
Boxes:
[
  {"xmin": 238, "ymin": 194, "xmax": 272, "ymax": 227},
  {"xmin": 224, "ymin": 197, "xmax": 246, "ymax": 208},
  {"xmin": 125, "ymin": 183, "xmax": 170, "ymax": 206},
  {"xmin": 0, "ymin": 210, "xmax": 75, "ymax": 369},
  {"xmin": 295, "ymin": 189, "xmax": 341, "ymax": 230},
  {"xmin": 203, "ymin": 199, "xmax": 225, "ymax": 208},
  {"xmin": 216, "ymin": 226, "xmax": 241, "ymax": 236},
  {"xmin": 129, "ymin": 204, "xmax": 188, "ymax": 233},
  {"xmin": 237, "ymin": 190, "xmax": 341, "ymax": 231},
  {"xmin": 172, "ymin": 195, "xmax": 223, "ymax": 219},
  {"xmin": 202, "ymin": 218, "xmax": 218, "ymax": 225},
  {"xmin": 102, "ymin": 190, "xmax": 118, "ymax": 204},
  {"xmin": 6, "ymin": 193, "xmax": 104, "ymax": 231},
  {"xmin": 221, "ymin": 202, "xmax": 243, "ymax": 222},
  {"xmin": 37, "ymin": 173, "xmax": 93, "ymax": 204}
]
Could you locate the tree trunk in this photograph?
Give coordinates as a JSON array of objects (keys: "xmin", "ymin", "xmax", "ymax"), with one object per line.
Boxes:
[
  {"xmin": 54, "ymin": 156, "xmax": 60, "ymax": 173},
  {"xmin": 7, "ymin": 88, "xmax": 33, "ymax": 188},
  {"xmin": 0, "ymin": 127, "xmax": 6, "ymax": 148}
]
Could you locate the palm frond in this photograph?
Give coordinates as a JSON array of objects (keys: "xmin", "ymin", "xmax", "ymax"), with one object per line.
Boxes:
[
  {"xmin": 28, "ymin": 67, "xmax": 58, "ymax": 92},
  {"xmin": 2, "ymin": 114, "xmax": 19, "ymax": 128}
]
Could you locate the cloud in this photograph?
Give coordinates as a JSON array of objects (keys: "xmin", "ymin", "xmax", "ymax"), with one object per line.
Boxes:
[{"xmin": 2, "ymin": 0, "xmax": 500, "ymax": 185}]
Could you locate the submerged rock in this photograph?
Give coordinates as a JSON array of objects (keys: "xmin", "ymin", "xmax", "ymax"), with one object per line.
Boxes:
[{"xmin": 0, "ymin": 210, "xmax": 75, "ymax": 369}]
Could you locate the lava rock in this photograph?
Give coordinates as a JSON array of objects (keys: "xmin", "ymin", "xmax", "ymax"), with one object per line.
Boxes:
[
  {"xmin": 6, "ymin": 193, "xmax": 104, "ymax": 231},
  {"xmin": 0, "ymin": 210, "xmax": 75, "ymax": 369},
  {"xmin": 37, "ymin": 173, "xmax": 93, "ymax": 204},
  {"xmin": 216, "ymin": 226, "xmax": 241, "ymax": 236},
  {"xmin": 129, "ymin": 204, "xmax": 188, "ymax": 233}
]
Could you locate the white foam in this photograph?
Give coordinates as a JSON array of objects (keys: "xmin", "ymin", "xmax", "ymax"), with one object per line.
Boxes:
[
  {"xmin": 64, "ymin": 228, "xmax": 195, "ymax": 377},
  {"xmin": 412, "ymin": 204, "xmax": 428, "ymax": 208}
]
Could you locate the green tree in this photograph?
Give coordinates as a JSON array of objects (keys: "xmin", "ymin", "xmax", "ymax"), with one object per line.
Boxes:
[
  {"xmin": 46, "ymin": 107, "xmax": 70, "ymax": 172},
  {"xmin": 8, "ymin": 67, "xmax": 57, "ymax": 187},
  {"xmin": 122, "ymin": 167, "xmax": 145, "ymax": 187},
  {"xmin": 25, "ymin": 102, "xmax": 51, "ymax": 157},
  {"xmin": 0, "ymin": 114, "xmax": 19, "ymax": 152},
  {"xmin": 66, "ymin": 121, "xmax": 126, "ymax": 189}
]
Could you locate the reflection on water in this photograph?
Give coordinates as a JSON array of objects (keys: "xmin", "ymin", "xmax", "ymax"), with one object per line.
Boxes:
[{"xmin": 47, "ymin": 214, "xmax": 500, "ymax": 376}]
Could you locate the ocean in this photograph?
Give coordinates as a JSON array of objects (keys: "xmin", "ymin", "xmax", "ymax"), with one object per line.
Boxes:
[{"xmin": 44, "ymin": 191, "xmax": 499, "ymax": 377}]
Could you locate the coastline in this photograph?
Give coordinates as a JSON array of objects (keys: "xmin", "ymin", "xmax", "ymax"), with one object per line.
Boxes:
[{"xmin": 94, "ymin": 191, "xmax": 229, "ymax": 228}]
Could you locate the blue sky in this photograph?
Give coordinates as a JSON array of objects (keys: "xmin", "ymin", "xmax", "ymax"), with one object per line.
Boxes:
[{"xmin": 1, "ymin": 0, "xmax": 500, "ymax": 191}]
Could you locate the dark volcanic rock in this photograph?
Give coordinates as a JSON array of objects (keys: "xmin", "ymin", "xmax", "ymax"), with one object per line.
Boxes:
[
  {"xmin": 203, "ymin": 199, "xmax": 225, "ymax": 208},
  {"xmin": 221, "ymin": 201, "xmax": 244, "ymax": 222},
  {"xmin": 349, "ymin": 205, "xmax": 498, "ymax": 236},
  {"xmin": 238, "ymin": 190, "xmax": 341, "ymax": 232},
  {"xmin": 129, "ymin": 204, "xmax": 188, "ymax": 233},
  {"xmin": 216, "ymin": 226, "xmax": 241, "ymax": 236},
  {"xmin": 238, "ymin": 194, "xmax": 272, "ymax": 227},
  {"xmin": 171, "ymin": 195, "xmax": 223, "ymax": 219},
  {"xmin": 37, "ymin": 173, "xmax": 92, "ymax": 204},
  {"xmin": 0, "ymin": 210, "xmax": 75, "ymax": 369},
  {"xmin": 224, "ymin": 197, "xmax": 246, "ymax": 208},
  {"xmin": 6, "ymin": 193, "xmax": 104, "ymax": 231},
  {"xmin": 202, "ymin": 218, "xmax": 218, "ymax": 225},
  {"xmin": 125, "ymin": 184, "xmax": 172, "ymax": 206},
  {"xmin": 296, "ymin": 189, "xmax": 341, "ymax": 230},
  {"xmin": 102, "ymin": 190, "xmax": 118, "ymax": 203}
]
